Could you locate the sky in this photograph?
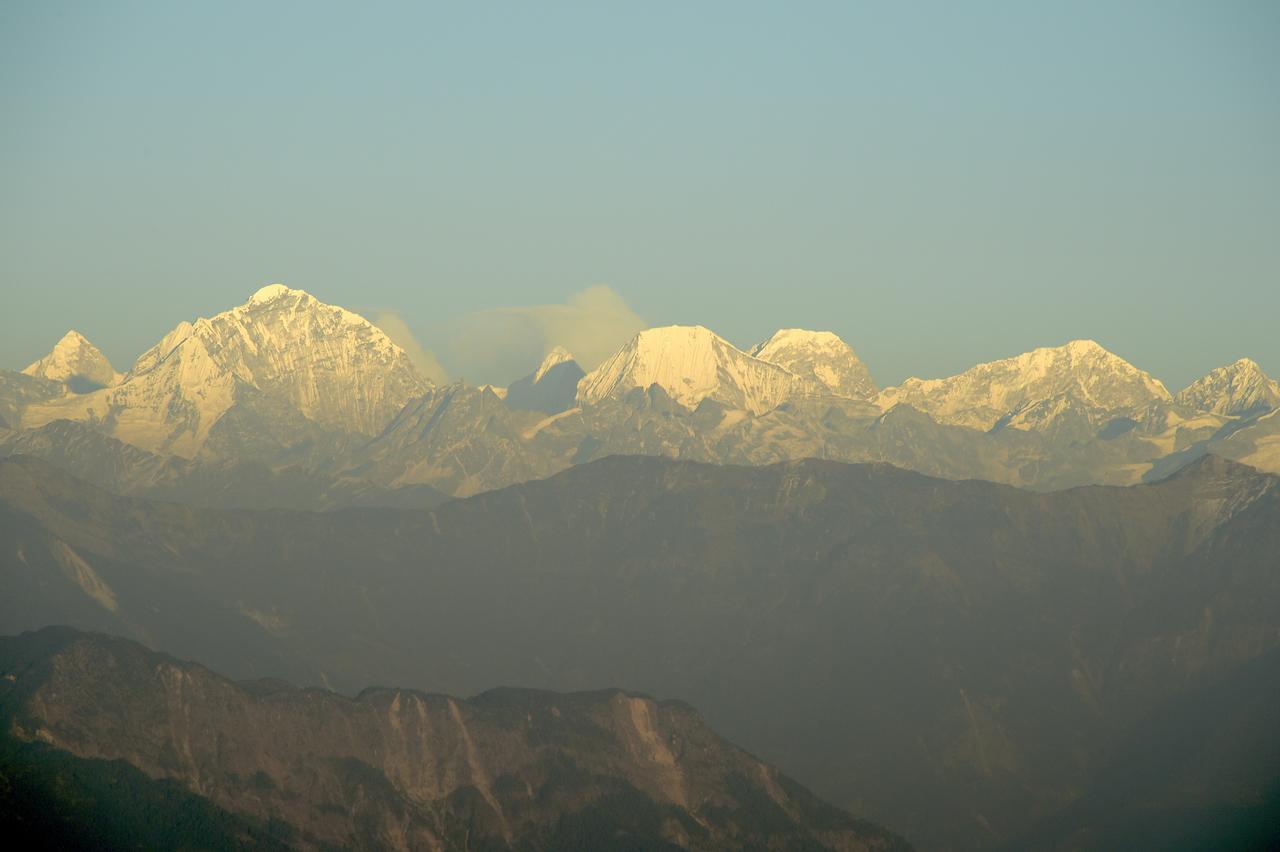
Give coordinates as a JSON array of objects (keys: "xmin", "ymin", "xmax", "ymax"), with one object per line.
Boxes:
[{"xmin": 2, "ymin": 1, "xmax": 1277, "ymax": 390}]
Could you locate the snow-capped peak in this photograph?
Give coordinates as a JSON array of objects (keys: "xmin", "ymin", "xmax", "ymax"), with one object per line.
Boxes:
[
  {"xmin": 20, "ymin": 286, "xmax": 434, "ymax": 457},
  {"xmin": 877, "ymin": 339, "xmax": 1172, "ymax": 431},
  {"xmin": 750, "ymin": 328, "xmax": 878, "ymax": 400},
  {"xmin": 248, "ymin": 283, "xmax": 296, "ymax": 305},
  {"xmin": 534, "ymin": 346, "xmax": 576, "ymax": 383},
  {"xmin": 1175, "ymin": 358, "xmax": 1280, "ymax": 417},
  {"xmin": 120, "ymin": 285, "xmax": 432, "ymax": 435},
  {"xmin": 22, "ymin": 330, "xmax": 122, "ymax": 390},
  {"xmin": 577, "ymin": 325, "xmax": 811, "ymax": 414}
]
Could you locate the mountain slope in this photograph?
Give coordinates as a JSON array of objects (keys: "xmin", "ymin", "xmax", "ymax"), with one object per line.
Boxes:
[
  {"xmin": 0, "ymin": 419, "xmax": 448, "ymax": 511},
  {"xmin": 878, "ymin": 340, "xmax": 1172, "ymax": 431},
  {"xmin": 0, "ymin": 627, "xmax": 906, "ymax": 852},
  {"xmin": 750, "ymin": 329, "xmax": 878, "ymax": 400},
  {"xmin": 1175, "ymin": 358, "xmax": 1280, "ymax": 417},
  {"xmin": 0, "ymin": 372, "xmax": 63, "ymax": 433},
  {"xmin": 21, "ymin": 331, "xmax": 121, "ymax": 392},
  {"xmin": 2, "ymin": 454, "xmax": 1277, "ymax": 848},
  {"xmin": 20, "ymin": 285, "xmax": 431, "ymax": 457},
  {"xmin": 577, "ymin": 325, "xmax": 812, "ymax": 414}
]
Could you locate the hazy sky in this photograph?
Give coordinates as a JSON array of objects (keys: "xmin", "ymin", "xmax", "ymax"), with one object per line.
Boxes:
[{"xmin": 2, "ymin": 1, "xmax": 1277, "ymax": 389}]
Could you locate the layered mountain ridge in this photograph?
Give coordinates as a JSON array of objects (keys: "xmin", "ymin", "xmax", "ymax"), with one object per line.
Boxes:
[
  {"xmin": 0, "ymin": 626, "xmax": 905, "ymax": 851},
  {"xmin": 2, "ymin": 453, "xmax": 1277, "ymax": 849}
]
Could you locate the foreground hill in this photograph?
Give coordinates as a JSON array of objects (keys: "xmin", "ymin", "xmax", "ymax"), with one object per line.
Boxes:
[
  {"xmin": 2, "ymin": 454, "xmax": 1277, "ymax": 848},
  {"xmin": 0, "ymin": 627, "xmax": 904, "ymax": 852}
]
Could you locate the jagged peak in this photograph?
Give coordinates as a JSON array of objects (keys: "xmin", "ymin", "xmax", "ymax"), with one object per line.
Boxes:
[
  {"xmin": 24, "ymin": 329, "xmax": 99, "ymax": 366},
  {"xmin": 129, "ymin": 285, "xmax": 404, "ymax": 380},
  {"xmin": 54, "ymin": 329, "xmax": 92, "ymax": 347},
  {"xmin": 1175, "ymin": 356, "xmax": 1279, "ymax": 416},
  {"xmin": 22, "ymin": 329, "xmax": 120, "ymax": 388},
  {"xmin": 534, "ymin": 346, "xmax": 577, "ymax": 383},
  {"xmin": 1180, "ymin": 357, "xmax": 1272, "ymax": 387},
  {"xmin": 76, "ymin": 284, "xmax": 436, "ymax": 453}
]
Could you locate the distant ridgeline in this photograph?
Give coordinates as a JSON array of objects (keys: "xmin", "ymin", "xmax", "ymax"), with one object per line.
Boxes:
[{"xmin": 1, "ymin": 284, "xmax": 1278, "ymax": 506}]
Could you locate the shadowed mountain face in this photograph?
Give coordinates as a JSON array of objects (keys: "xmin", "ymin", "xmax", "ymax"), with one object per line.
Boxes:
[
  {"xmin": 1, "ymin": 454, "xmax": 1278, "ymax": 848},
  {"xmin": 504, "ymin": 348, "xmax": 586, "ymax": 415},
  {"xmin": 0, "ymin": 627, "xmax": 906, "ymax": 852}
]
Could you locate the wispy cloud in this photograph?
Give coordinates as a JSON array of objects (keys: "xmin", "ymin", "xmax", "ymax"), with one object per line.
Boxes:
[
  {"xmin": 442, "ymin": 286, "xmax": 645, "ymax": 385},
  {"xmin": 371, "ymin": 311, "xmax": 450, "ymax": 384}
]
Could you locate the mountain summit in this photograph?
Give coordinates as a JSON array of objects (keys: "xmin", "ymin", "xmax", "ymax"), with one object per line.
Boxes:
[
  {"xmin": 22, "ymin": 285, "xmax": 431, "ymax": 456},
  {"xmin": 577, "ymin": 325, "xmax": 811, "ymax": 414},
  {"xmin": 21, "ymin": 330, "xmax": 121, "ymax": 392},
  {"xmin": 504, "ymin": 346, "xmax": 585, "ymax": 414},
  {"xmin": 750, "ymin": 328, "xmax": 878, "ymax": 400},
  {"xmin": 878, "ymin": 339, "xmax": 1172, "ymax": 431},
  {"xmin": 534, "ymin": 345, "xmax": 576, "ymax": 382},
  {"xmin": 1175, "ymin": 358, "xmax": 1280, "ymax": 417},
  {"xmin": 123, "ymin": 283, "xmax": 429, "ymax": 432}
]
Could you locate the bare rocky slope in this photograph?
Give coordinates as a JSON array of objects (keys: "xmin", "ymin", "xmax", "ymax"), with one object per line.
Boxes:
[{"xmin": 0, "ymin": 627, "xmax": 906, "ymax": 852}]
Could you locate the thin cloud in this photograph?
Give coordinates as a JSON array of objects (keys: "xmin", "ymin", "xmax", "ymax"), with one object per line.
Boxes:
[
  {"xmin": 443, "ymin": 286, "xmax": 645, "ymax": 385},
  {"xmin": 371, "ymin": 312, "xmax": 450, "ymax": 384}
]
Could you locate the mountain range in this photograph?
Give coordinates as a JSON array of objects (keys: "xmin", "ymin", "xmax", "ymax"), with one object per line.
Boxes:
[
  {"xmin": 4, "ymin": 451, "xmax": 1277, "ymax": 849},
  {"xmin": 2, "ymin": 284, "xmax": 1277, "ymax": 507}
]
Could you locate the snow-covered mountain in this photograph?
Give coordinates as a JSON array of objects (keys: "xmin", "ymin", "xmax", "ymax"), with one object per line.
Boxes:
[
  {"xmin": 1175, "ymin": 358, "xmax": 1280, "ymax": 417},
  {"xmin": 6, "ymin": 291, "xmax": 1279, "ymax": 499},
  {"xmin": 576, "ymin": 325, "xmax": 812, "ymax": 414},
  {"xmin": 21, "ymin": 285, "xmax": 431, "ymax": 456},
  {"xmin": 877, "ymin": 340, "xmax": 1172, "ymax": 431},
  {"xmin": 22, "ymin": 330, "xmax": 122, "ymax": 391},
  {"xmin": 749, "ymin": 329, "xmax": 878, "ymax": 400}
]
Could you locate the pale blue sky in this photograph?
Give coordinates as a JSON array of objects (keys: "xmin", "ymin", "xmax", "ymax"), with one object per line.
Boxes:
[{"xmin": 2, "ymin": 1, "xmax": 1277, "ymax": 388}]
